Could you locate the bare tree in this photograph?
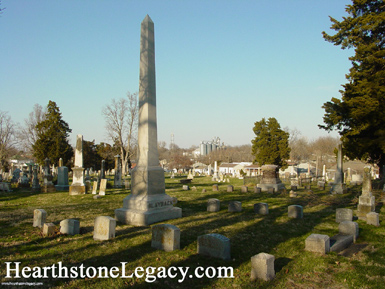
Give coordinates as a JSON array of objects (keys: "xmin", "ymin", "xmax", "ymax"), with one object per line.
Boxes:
[
  {"xmin": 18, "ymin": 104, "xmax": 46, "ymax": 155},
  {"xmin": 0, "ymin": 111, "xmax": 17, "ymax": 170},
  {"xmin": 103, "ymin": 92, "xmax": 138, "ymax": 175}
]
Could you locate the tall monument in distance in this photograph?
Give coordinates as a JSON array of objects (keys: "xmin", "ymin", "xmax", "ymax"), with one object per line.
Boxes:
[
  {"xmin": 69, "ymin": 134, "xmax": 86, "ymax": 195},
  {"xmin": 115, "ymin": 15, "xmax": 182, "ymax": 226}
]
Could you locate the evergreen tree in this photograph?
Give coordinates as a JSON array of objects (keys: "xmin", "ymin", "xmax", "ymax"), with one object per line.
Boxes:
[
  {"xmin": 33, "ymin": 101, "xmax": 73, "ymax": 166},
  {"xmin": 251, "ymin": 117, "xmax": 290, "ymax": 169},
  {"xmin": 320, "ymin": 0, "xmax": 385, "ymax": 177}
]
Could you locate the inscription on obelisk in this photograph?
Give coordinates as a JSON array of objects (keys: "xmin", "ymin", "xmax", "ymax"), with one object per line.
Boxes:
[{"xmin": 115, "ymin": 15, "xmax": 182, "ymax": 226}]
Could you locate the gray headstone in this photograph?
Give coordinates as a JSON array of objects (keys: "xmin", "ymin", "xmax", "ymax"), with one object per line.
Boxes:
[
  {"xmin": 60, "ymin": 219, "xmax": 80, "ymax": 235},
  {"xmin": 93, "ymin": 216, "xmax": 116, "ymax": 241},
  {"xmin": 197, "ymin": 233, "xmax": 231, "ymax": 260},
  {"xmin": 250, "ymin": 253, "xmax": 275, "ymax": 281},
  {"xmin": 254, "ymin": 203, "xmax": 269, "ymax": 215},
  {"xmin": 227, "ymin": 185, "xmax": 234, "ymax": 192},
  {"xmin": 241, "ymin": 185, "xmax": 248, "ymax": 193},
  {"xmin": 151, "ymin": 224, "xmax": 180, "ymax": 252},
  {"xmin": 92, "ymin": 181, "xmax": 98, "ymax": 194},
  {"xmin": 212, "ymin": 184, "xmax": 219, "ymax": 191},
  {"xmin": 288, "ymin": 205, "xmax": 303, "ymax": 219},
  {"xmin": 366, "ymin": 212, "xmax": 379, "ymax": 226},
  {"xmin": 207, "ymin": 198, "xmax": 220, "ymax": 212},
  {"xmin": 99, "ymin": 179, "xmax": 107, "ymax": 195},
  {"xmin": 254, "ymin": 186, "xmax": 261, "ymax": 193},
  {"xmin": 33, "ymin": 209, "xmax": 47, "ymax": 228},
  {"xmin": 336, "ymin": 208, "xmax": 353, "ymax": 223},
  {"xmin": 228, "ymin": 201, "xmax": 242, "ymax": 212},
  {"xmin": 339, "ymin": 221, "xmax": 359, "ymax": 242}
]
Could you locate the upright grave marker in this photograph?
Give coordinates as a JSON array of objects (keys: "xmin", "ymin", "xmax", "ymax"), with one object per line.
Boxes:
[
  {"xmin": 115, "ymin": 15, "xmax": 182, "ymax": 226},
  {"xmin": 69, "ymin": 135, "xmax": 86, "ymax": 195}
]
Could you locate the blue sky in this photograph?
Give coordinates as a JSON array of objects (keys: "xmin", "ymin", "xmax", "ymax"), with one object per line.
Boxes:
[{"xmin": 0, "ymin": 0, "xmax": 353, "ymax": 149}]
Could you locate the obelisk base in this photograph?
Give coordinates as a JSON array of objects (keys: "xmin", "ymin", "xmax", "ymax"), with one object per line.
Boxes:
[
  {"xmin": 69, "ymin": 184, "xmax": 86, "ymax": 195},
  {"xmin": 257, "ymin": 183, "xmax": 286, "ymax": 193},
  {"xmin": 115, "ymin": 206, "xmax": 182, "ymax": 227}
]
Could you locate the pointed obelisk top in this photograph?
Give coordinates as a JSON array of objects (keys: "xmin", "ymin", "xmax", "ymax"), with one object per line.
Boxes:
[{"xmin": 143, "ymin": 14, "xmax": 153, "ymax": 23}]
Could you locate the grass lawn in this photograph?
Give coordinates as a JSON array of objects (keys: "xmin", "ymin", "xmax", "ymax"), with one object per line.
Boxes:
[{"xmin": 1, "ymin": 175, "xmax": 385, "ymax": 288}]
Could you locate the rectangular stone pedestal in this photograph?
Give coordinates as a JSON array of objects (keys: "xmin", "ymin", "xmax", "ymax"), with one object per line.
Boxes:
[
  {"xmin": 357, "ymin": 195, "xmax": 375, "ymax": 219},
  {"xmin": 69, "ymin": 184, "xmax": 86, "ymax": 195}
]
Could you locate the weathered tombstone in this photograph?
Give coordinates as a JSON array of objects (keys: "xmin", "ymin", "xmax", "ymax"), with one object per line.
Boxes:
[
  {"xmin": 113, "ymin": 155, "xmax": 123, "ymax": 188},
  {"xmin": 42, "ymin": 158, "xmax": 56, "ymax": 193},
  {"xmin": 93, "ymin": 216, "xmax": 116, "ymax": 241},
  {"xmin": 69, "ymin": 134, "xmax": 86, "ymax": 195},
  {"xmin": 254, "ymin": 203, "xmax": 269, "ymax": 215},
  {"xmin": 318, "ymin": 181, "xmax": 325, "ymax": 190},
  {"xmin": 339, "ymin": 221, "xmax": 359, "ymax": 242},
  {"xmin": 335, "ymin": 208, "xmax": 353, "ymax": 223},
  {"xmin": 212, "ymin": 184, "xmax": 219, "ymax": 191},
  {"xmin": 60, "ymin": 219, "xmax": 80, "ymax": 235},
  {"xmin": 241, "ymin": 185, "xmax": 248, "ymax": 193},
  {"xmin": 124, "ymin": 179, "xmax": 130, "ymax": 190},
  {"xmin": 366, "ymin": 212, "xmax": 379, "ymax": 226},
  {"xmin": 289, "ymin": 190, "xmax": 297, "ymax": 198},
  {"xmin": 288, "ymin": 205, "xmax": 303, "ymax": 219},
  {"xmin": 182, "ymin": 185, "xmax": 189, "ymax": 191},
  {"xmin": 330, "ymin": 234, "xmax": 354, "ymax": 253},
  {"xmin": 254, "ymin": 186, "xmax": 261, "ymax": 193},
  {"xmin": 197, "ymin": 233, "xmax": 231, "ymax": 260},
  {"xmin": 92, "ymin": 181, "xmax": 98, "ymax": 194},
  {"xmin": 31, "ymin": 165, "xmax": 41, "ymax": 192},
  {"xmin": 257, "ymin": 165, "xmax": 285, "ymax": 192},
  {"xmin": 33, "ymin": 209, "xmax": 47, "ymax": 228},
  {"xmin": 305, "ymin": 234, "xmax": 330, "ymax": 254},
  {"xmin": 99, "ymin": 160, "xmax": 106, "ymax": 185},
  {"xmin": 99, "ymin": 179, "xmax": 107, "ymax": 196},
  {"xmin": 357, "ymin": 166, "xmax": 375, "ymax": 219},
  {"xmin": 207, "ymin": 198, "xmax": 220, "ymax": 212},
  {"xmin": 151, "ymin": 224, "xmax": 180, "ymax": 252},
  {"xmin": 331, "ymin": 143, "xmax": 347, "ymax": 194},
  {"xmin": 227, "ymin": 185, "xmax": 234, "ymax": 192},
  {"xmin": 212, "ymin": 161, "xmax": 219, "ymax": 182},
  {"xmin": 228, "ymin": 201, "xmax": 242, "ymax": 212},
  {"xmin": 115, "ymin": 16, "xmax": 182, "ymax": 226},
  {"xmin": 250, "ymin": 253, "xmax": 275, "ymax": 281},
  {"xmin": 202, "ymin": 189, "xmax": 206, "ymax": 193},
  {"xmin": 56, "ymin": 158, "xmax": 69, "ymax": 191},
  {"xmin": 43, "ymin": 223, "xmax": 56, "ymax": 236}
]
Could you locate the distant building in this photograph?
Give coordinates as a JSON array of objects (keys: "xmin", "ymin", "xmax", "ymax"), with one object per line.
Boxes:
[{"xmin": 199, "ymin": 137, "xmax": 225, "ymax": 156}]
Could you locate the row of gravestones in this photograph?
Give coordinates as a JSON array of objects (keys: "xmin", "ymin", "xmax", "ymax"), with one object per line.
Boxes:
[
  {"xmin": 32, "ymin": 209, "xmax": 275, "ymax": 282},
  {"xmin": 207, "ymin": 199, "xmax": 303, "ymax": 218},
  {"xmin": 305, "ymin": 208, "xmax": 380, "ymax": 255}
]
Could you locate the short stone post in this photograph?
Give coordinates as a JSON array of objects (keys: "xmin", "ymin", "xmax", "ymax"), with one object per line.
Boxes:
[
  {"xmin": 305, "ymin": 234, "xmax": 330, "ymax": 254},
  {"xmin": 251, "ymin": 253, "xmax": 275, "ymax": 281},
  {"xmin": 43, "ymin": 223, "xmax": 56, "ymax": 236}
]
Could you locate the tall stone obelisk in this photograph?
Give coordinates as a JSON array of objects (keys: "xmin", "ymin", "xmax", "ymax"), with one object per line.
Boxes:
[
  {"xmin": 69, "ymin": 134, "xmax": 86, "ymax": 195},
  {"xmin": 115, "ymin": 15, "xmax": 182, "ymax": 226}
]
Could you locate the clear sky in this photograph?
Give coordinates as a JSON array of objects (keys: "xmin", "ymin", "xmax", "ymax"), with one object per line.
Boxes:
[{"xmin": 0, "ymin": 0, "xmax": 353, "ymax": 149}]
